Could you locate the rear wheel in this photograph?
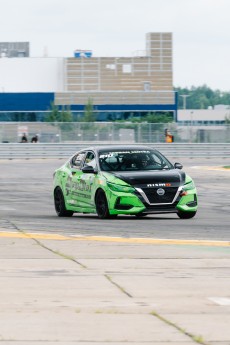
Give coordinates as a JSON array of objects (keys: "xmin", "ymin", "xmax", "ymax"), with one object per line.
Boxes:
[
  {"xmin": 54, "ymin": 187, "xmax": 74, "ymax": 217},
  {"xmin": 95, "ymin": 190, "xmax": 110, "ymax": 219},
  {"xmin": 177, "ymin": 211, "xmax": 196, "ymax": 219}
]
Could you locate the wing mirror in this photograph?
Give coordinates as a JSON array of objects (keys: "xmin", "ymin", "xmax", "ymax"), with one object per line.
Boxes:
[
  {"xmin": 174, "ymin": 162, "xmax": 183, "ymax": 170},
  {"xmin": 82, "ymin": 165, "xmax": 97, "ymax": 174}
]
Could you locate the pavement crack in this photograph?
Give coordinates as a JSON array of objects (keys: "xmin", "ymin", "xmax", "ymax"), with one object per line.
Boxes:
[
  {"xmin": 0, "ymin": 218, "xmax": 18, "ymax": 230},
  {"xmin": 105, "ymin": 274, "xmax": 133, "ymax": 298},
  {"xmin": 32, "ymin": 238, "xmax": 88, "ymax": 269},
  {"xmin": 150, "ymin": 310, "xmax": 210, "ymax": 345},
  {"xmin": 11, "ymin": 225, "xmax": 87, "ymax": 269}
]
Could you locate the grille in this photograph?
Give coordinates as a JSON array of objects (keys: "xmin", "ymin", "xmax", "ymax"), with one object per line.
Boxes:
[
  {"xmin": 143, "ymin": 203, "xmax": 178, "ymax": 212},
  {"xmin": 141, "ymin": 187, "xmax": 178, "ymax": 204}
]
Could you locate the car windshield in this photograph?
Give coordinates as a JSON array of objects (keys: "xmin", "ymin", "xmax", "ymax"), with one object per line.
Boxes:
[{"xmin": 99, "ymin": 149, "xmax": 173, "ymax": 172}]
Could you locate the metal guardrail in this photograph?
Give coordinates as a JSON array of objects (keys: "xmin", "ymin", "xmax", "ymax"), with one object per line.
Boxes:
[{"xmin": 0, "ymin": 143, "xmax": 229, "ymax": 160}]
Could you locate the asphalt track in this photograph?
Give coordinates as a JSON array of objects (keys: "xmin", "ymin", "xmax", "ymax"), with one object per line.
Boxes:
[
  {"xmin": 0, "ymin": 157, "xmax": 230, "ymax": 345},
  {"xmin": 0, "ymin": 157, "xmax": 229, "ymax": 241}
]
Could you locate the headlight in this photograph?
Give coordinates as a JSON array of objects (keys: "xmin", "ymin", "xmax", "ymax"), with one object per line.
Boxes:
[
  {"xmin": 107, "ymin": 182, "xmax": 135, "ymax": 193},
  {"xmin": 183, "ymin": 180, "xmax": 195, "ymax": 191}
]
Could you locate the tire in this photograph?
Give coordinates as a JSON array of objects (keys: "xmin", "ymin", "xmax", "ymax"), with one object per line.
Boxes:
[
  {"xmin": 177, "ymin": 211, "xmax": 196, "ymax": 219},
  {"xmin": 95, "ymin": 190, "xmax": 110, "ymax": 219},
  {"xmin": 54, "ymin": 187, "xmax": 74, "ymax": 217}
]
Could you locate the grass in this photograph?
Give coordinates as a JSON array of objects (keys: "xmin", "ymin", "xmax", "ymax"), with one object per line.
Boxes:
[{"xmin": 150, "ymin": 311, "xmax": 209, "ymax": 345}]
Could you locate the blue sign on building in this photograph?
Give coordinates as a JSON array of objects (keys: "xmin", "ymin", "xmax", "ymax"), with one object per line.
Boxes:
[{"xmin": 74, "ymin": 50, "xmax": 92, "ymax": 58}]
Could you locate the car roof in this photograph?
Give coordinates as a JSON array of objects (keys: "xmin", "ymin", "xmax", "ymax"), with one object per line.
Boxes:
[{"xmin": 81, "ymin": 145, "xmax": 157, "ymax": 153}]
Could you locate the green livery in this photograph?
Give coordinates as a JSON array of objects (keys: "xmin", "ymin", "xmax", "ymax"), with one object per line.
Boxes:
[{"xmin": 53, "ymin": 145, "xmax": 198, "ymax": 219}]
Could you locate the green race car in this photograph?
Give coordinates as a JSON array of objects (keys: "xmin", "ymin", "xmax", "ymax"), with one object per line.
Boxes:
[{"xmin": 53, "ymin": 145, "xmax": 198, "ymax": 219}]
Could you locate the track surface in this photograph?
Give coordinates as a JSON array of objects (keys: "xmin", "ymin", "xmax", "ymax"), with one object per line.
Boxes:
[{"xmin": 0, "ymin": 158, "xmax": 229, "ymax": 241}]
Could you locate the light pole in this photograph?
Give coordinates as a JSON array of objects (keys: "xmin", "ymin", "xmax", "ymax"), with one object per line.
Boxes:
[
  {"xmin": 179, "ymin": 94, "xmax": 190, "ymax": 109},
  {"xmin": 190, "ymin": 111, "xmax": 194, "ymax": 142}
]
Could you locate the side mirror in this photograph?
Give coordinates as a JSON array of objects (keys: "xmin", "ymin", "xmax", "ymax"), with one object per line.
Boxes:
[
  {"xmin": 82, "ymin": 165, "xmax": 97, "ymax": 174},
  {"xmin": 174, "ymin": 162, "xmax": 183, "ymax": 170}
]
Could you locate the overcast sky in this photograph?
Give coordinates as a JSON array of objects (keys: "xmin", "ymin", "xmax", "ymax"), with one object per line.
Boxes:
[{"xmin": 0, "ymin": 0, "xmax": 230, "ymax": 91}]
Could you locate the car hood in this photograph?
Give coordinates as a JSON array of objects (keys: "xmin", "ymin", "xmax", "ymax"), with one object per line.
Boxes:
[{"xmin": 111, "ymin": 169, "xmax": 186, "ymax": 187}]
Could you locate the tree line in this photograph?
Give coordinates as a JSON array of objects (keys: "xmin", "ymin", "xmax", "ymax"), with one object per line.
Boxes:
[
  {"xmin": 175, "ymin": 85, "xmax": 230, "ymax": 109},
  {"xmin": 45, "ymin": 85, "xmax": 230, "ymax": 123}
]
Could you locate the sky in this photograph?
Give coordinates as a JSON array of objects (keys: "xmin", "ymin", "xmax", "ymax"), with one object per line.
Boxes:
[{"xmin": 0, "ymin": 0, "xmax": 230, "ymax": 91}]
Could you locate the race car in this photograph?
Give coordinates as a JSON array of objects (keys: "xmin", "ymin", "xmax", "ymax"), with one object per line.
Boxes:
[{"xmin": 53, "ymin": 145, "xmax": 198, "ymax": 219}]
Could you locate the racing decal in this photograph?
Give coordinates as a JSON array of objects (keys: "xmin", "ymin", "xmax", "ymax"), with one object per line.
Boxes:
[
  {"xmin": 65, "ymin": 175, "xmax": 72, "ymax": 196},
  {"xmin": 72, "ymin": 191, "xmax": 91, "ymax": 199},
  {"xmin": 65, "ymin": 175, "xmax": 92, "ymax": 196},
  {"xmin": 147, "ymin": 183, "xmax": 171, "ymax": 187},
  {"xmin": 100, "ymin": 150, "xmax": 150, "ymax": 158}
]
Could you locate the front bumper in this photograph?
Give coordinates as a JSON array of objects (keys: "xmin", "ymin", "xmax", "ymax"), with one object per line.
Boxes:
[
  {"xmin": 106, "ymin": 186, "xmax": 198, "ymax": 215},
  {"xmin": 107, "ymin": 190, "xmax": 145, "ymax": 215},
  {"xmin": 176, "ymin": 190, "xmax": 198, "ymax": 213}
]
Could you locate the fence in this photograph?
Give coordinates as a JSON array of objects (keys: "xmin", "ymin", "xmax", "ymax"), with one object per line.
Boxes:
[
  {"xmin": 0, "ymin": 143, "xmax": 229, "ymax": 160},
  {"xmin": 0, "ymin": 122, "xmax": 230, "ymax": 144}
]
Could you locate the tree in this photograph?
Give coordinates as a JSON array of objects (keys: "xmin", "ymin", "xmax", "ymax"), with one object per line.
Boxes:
[
  {"xmin": 146, "ymin": 112, "xmax": 174, "ymax": 123},
  {"xmin": 82, "ymin": 98, "xmax": 96, "ymax": 122},
  {"xmin": 45, "ymin": 102, "xmax": 73, "ymax": 122},
  {"xmin": 175, "ymin": 85, "xmax": 230, "ymax": 109}
]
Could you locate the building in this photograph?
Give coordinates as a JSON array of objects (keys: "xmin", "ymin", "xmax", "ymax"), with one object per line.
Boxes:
[
  {"xmin": 0, "ymin": 33, "xmax": 177, "ymax": 121},
  {"xmin": 0, "ymin": 42, "xmax": 30, "ymax": 58},
  {"xmin": 178, "ymin": 109, "xmax": 230, "ymax": 125}
]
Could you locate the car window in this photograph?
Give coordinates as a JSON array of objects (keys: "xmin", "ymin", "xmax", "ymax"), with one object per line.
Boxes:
[
  {"xmin": 71, "ymin": 152, "xmax": 86, "ymax": 169},
  {"xmin": 99, "ymin": 150, "xmax": 173, "ymax": 171},
  {"xmin": 83, "ymin": 151, "xmax": 97, "ymax": 169},
  {"xmin": 99, "ymin": 153, "xmax": 121, "ymax": 171}
]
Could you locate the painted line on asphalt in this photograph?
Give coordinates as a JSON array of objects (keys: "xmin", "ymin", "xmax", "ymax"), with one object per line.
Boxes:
[
  {"xmin": 0, "ymin": 230, "xmax": 229, "ymax": 247},
  {"xmin": 0, "ymin": 231, "xmax": 67, "ymax": 240}
]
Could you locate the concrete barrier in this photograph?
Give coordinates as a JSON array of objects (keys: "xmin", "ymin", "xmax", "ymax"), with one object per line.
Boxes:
[{"xmin": 0, "ymin": 142, "xmax": 229, "ymax": 159}]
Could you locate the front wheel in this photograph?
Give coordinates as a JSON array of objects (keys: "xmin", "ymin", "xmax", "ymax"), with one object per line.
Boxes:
[
  {"xmin": 54, "ymin": 187, "xmax": 74, "ymax": 217},
  {"xmin": 177, "ymin": 211, "xmax": 196, "ymax": 219},
  {"xmin": 95, "ymin": 190, "xmax": 110, "ymax": 219}
]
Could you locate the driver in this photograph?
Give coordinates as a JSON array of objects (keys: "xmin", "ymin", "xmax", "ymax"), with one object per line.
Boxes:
[{"xmin": 137, "ymin": 155, "xmax": 154, "ymax": 169}]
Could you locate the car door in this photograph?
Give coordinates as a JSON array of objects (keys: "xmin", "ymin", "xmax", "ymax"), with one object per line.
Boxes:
[
  {"xmin": 78, "ymin": 151, "xmax": 98, "ymax": 208},
  {"xmin": 65, "ymin": 151, "xmax": 86, "ymax": 208}
]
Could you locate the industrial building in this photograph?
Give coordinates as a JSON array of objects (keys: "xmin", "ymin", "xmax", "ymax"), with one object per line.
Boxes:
[
  {"xmin": 0, "ymin": 42, "xmax": 30, "ymax": 58},
  {"xmin": 0, "ymin": 33, "xmax": 177, "ymax": 121}
]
